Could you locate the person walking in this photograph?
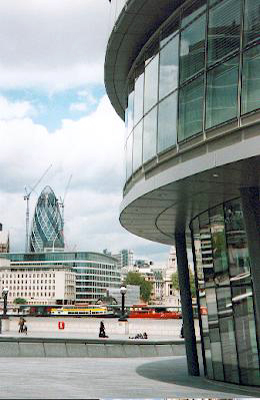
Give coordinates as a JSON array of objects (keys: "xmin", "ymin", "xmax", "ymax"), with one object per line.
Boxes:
[
  {"xmin": 18, "ymin": 317, "xmax": 25, "ymax": 333},
  {"xmin": 99, "ymin": 321, "xmax": 108, "ymax": 338}
]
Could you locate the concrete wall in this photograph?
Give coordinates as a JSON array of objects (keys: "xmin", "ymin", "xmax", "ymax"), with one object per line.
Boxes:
[{"xmin": 0, "ymin": 337, "xmax": 197, "ymax": 358}]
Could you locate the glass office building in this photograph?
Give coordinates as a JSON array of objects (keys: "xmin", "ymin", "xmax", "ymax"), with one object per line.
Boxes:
[
  {"xmin": 105, "ymin": 0, "xmax": 260, "ymax": 387},
  {"xmin": 0, "ymin": 251, "xmax": 120, "ymax": 304},
  {"xmin": 30, "ymin": 186, "xmax": 64, "ymax": 253}
]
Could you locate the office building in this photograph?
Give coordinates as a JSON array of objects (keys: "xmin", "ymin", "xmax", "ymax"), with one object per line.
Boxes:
[
  {"xmin": 0, "ymin": 251, "xmax": 121, "ymax": 304},
  {"xmin": 105, "ymin": 0, "xmax": 260, "ymax": 386}
]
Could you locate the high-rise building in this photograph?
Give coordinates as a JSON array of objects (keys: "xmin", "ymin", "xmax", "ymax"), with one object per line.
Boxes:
[
  {"xmin": 30, "ymin": 186, "xmax": 64, "ymax": 253},
  {"xmin": 0, "ymin": 223, "xmax": 9, "ymax": 253},
  {"xmin": 105, "ymin": 0, "xmax": 260, "ymax": 387}
]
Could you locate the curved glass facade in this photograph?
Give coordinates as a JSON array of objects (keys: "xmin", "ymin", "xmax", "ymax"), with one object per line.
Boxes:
[
  {"xmin": 191, "ymin": 197, "xmax": 260, "ymax": 386},
  {"xmin": 124, "ymin": 0, "xmax": 260, "ymax": 181},
  {"xmin": 30, "ymin": 186, "xmax": 64, "ymax": 253}
]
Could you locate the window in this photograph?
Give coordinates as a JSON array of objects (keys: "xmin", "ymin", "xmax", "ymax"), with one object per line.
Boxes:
[
  {"xmin": 126, "ymin": 133, "xmax": 133, "ymax": 179},
  {"xmin": 158, "ymin": 92, "xmax": 178, "ymax": 153},
  {"xmin": 134, "ymin": 72, "xmax": 144, "ymax": 126},
  {"xmin": 144, "ymin": 55, "xmax": 159, "ymax": 113},
  {"xmin": 159, "ymin": 35, "xmax": 179, "ymax": 100},
  {"xmin": 243, "ymin": 0, "xmax": 260, "ymax": 46},
  {"xmin": 180, "ymin": 13, "xmax": 206, "ymax": 82},
  {"xmin": 208, "ymin": 0, "xmax": 241, "ymax": 66},
  {"xmin": 206, "ymin": 56, "xmax": 239, "ymax": 129},
  {"xmin": 133, "ymin": 121, "xmax": 143, "ymax": 172},
  {"xmin": 242, "ymin": 45, "xmax": 260, "ymax": 114},
  {"xmin": 178, "ymin": 76, "xmax": 204, "ymax": 141},
  {"xmin": 143, "ymin": 107, "xmax": 157, "ymax": 163}
]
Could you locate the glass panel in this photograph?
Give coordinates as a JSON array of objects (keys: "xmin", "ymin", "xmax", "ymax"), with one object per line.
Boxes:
[
  {"xmin": 243, "ymin": 0, "xmax": 260, "ymax": 46},
  {"xmin": 133, "ymin": 121, "xmax": 143, "ymax": 172},
  {"xmin": 242, "ymin": 45, "xmax": 260, "ymax": 114},
  {"xmin": 143, "ymin": 107, "xmax": 157, "ymax": 163},
  {"xmin": 127, "ymin": 88, "xmax": 134, "ymax": 135},
  {"xmin": 217, "ymin": 287, "xmax": 240, "ymax": 383},
  {"xmin": 159, "ymin": 35, "xmax": 179, "ymax": 100},
  {"xmin": 134, "ymin": 72, "xmax": 144, "ymax": 126},
  {"xmin": 208, "ymin": 0, "xmax": 241, "ymax": 66},
  {"xmin": 178, "ymin": 76, "xmax": 204, "ymax": 141},
  {"xmin": 181, "ymin": 0, "xmax": 206, "ymax": 28},
  {"xmin": 210, "ymin": 206, "xmax": 230, "ymax": 287},
  {"xmin": 144, "ymin": 55, "xmax": 159, "ymax": 114},
  {"xmin": 126, "ymin": 133, "xmax": 133, "ymax": 180},
  {"xmin": 161, "ymin": 17, "xmax": 179, "ymax": 48},
  {"xmin": 158, "ymin": 92, "xmax": 177, "ymax": 153},
  {"xmin": 232, "ymin": 286, "xmax": 260, "ymax": 385},
  {"xmin": 180, "ymin": 13, "xmax": 206, "ymax": 82},
  {"xmin": 206, "ymin": 57, "xmax": 238, "ymax": 129}
]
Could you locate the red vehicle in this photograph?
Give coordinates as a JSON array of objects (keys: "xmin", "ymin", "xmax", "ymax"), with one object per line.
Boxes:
[{"xmin": 129, "ymin": 305, "xmax": 182, "ymax": 319}]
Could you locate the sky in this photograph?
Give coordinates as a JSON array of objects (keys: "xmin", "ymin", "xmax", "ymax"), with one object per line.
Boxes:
[{"xmin": 0, "ymin": 0, "xmax": 171, "ymax": 265}]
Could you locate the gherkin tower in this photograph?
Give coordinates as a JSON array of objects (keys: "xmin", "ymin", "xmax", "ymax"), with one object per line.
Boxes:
[{"xmin": 30, "ymin": 186, "xmax": 64, "ymax": 252}]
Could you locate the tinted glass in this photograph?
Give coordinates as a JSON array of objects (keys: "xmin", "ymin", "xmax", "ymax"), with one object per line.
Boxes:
[
  {"xmin": 143, "ymin": 107, "xmax": 157, "ymax": 163},
  {"xmin": 180, "ymin": 13, "xmax": 206, "ymax": 82},
  {"xmin": 242, "ymin": 45, "xmax": 260, "ymax": 114},
  {"xmin": 133, "ymin": 121, "xmax": 143, "ymax": 172},
  {"xmin": 206, "ymin": 57, "xmax": 239, "ymax": 129},
  {"xmin": 178, "ymin": 76, "xmax": 204, "ymax": 141},
  {"xmin": 208, "ymin": 0, "xmax": 241, "ymax": 65},
  {"xmin": 144, "ymin": 55, "xmax": 159, "ymax": 113},
  {"xmin": 126, "ymin": 133, "xmax": 133, "ymax": 180},
  {"xmin": 127, "ymin": 89, "xmax": 134, "ymax": 135},
  {"xmin": 159, "ymin": 35, "xmax": 179, "ymax": 100},
  {"xmin": 158, "ymin": 92, "xmax": 177, "ymax": 153},
  {"xmin": 243, "ymin": 0, "xmax": 260, "ymax": 45},
  {"xmin": 134, "ymin": 73, "xmax": 144, "ymax": 126}
]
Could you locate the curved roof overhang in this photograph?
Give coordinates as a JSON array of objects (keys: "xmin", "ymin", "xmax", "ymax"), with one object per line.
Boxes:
[
  {"xmin": 119, "ymin": 130, "xmax": 260, "ymax": 245},
  {"xmin": 105, "ymin": 0, "xmax": 182, "ymax": 120}
]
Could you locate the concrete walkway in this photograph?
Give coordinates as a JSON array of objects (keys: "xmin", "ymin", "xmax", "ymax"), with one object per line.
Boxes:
[{"xmin": 0, "ymin": 356, "xmax": 259, "ymax": 398}]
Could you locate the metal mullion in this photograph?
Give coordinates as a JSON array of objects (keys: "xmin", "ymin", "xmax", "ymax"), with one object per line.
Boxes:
[
  {"xmin": 238, "ymin": 0, "xmax": 245, "ymax": 124},
  {"xmin": 203, "ymin": 1, "xmax": 210, "ymax": 137}
]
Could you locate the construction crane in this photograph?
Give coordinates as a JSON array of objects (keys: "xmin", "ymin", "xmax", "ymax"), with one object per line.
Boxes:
[
  {"xmin": 59, "ymin": 174, "xmax": 72, "ymax": 238},
  {"xmin": 24, "ymin": 164, "xmax": 52, "ymax": 253}
]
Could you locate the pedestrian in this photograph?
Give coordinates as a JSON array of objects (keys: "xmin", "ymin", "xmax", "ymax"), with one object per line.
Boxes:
[
  {"xmin": 180, "ymin": 323, "xmax": 184, "ymax": 338},
  {"xmin": 99, "ymin": 321, "xmax": 108, "ymax": 338},
  {"xmin": 18, "ymin": 316, "xmax": 25, "ymax": 333}
]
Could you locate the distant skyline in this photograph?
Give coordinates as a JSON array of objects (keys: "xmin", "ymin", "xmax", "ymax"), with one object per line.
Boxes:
[{"xmin": 0, "ymin": 0, "xmax": 171, "ymax": 265}]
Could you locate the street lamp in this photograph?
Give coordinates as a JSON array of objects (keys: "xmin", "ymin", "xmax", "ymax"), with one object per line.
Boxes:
[
  {"xmin": 118, "ymin": 286, "xmax": 127, "ymax": 321},
  {"xmin": 2, "ymin": 288, "xmax": 9, "ymax": 319}
]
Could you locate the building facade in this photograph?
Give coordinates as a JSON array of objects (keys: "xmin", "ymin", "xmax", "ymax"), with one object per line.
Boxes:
[
  {"xmin": 105, "ymin": 0, "xmax": 260, "ymax": 386},
  {"xmin": 30, "ymin": 186, "xmax": 64, "ymax": 253},
  {"xmin": 0, "ymin": 223, "xmax": 9, "ymax": 253},
  {"xmin": 0, "ymin": 258, "xmax": 75, "ymax": 306},
  {"xmin": 0, "ymin": 252, "xmax": 121, "ymax": 304}
]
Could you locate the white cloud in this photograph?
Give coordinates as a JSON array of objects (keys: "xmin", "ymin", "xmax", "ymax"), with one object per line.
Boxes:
[
  {"xmin": 69, "ymin": 102, "xmax": 87, "ymax": 112},
  {"xmin": 0, "ymin": 0, "xmax": 110, "ymax": 90},
  {"xmin": 0, "ymin": 96, "xmax": 35, "ymax": 120}
]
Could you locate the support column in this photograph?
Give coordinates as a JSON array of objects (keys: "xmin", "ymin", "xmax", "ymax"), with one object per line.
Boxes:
[
  {"xmin": 175, "ymin": 231, "xmax": 200, "ymax": 376},
  {"xmin": 240, "ymin": 187, "xmax": 260, "ymax": 339}
]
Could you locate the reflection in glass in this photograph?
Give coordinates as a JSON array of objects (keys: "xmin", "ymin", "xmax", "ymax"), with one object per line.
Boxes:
[
  {"xmin": 242, "ymin": 45, "xmax": 260, "ymax": 114},
  {"xmin": 159, "ymin": 35, "xmax": 179, "ymax": 100},
  {"xmin": 180, "ymin": 13, "xmax": 206, "ymax": 82},
  {"xmin": 134, "ymin": 73, "xmax": 144, "ymax": 126},
  {"xmin": 126, "ymin": 133, "xmax": 133, "ymax": 180},
  {"xmin": 206, "ymin": 57, "xmax": 238, "ymax": 129},
  {"xmin": 178, "ymin": 76, "xmax": 204, "ymax": 141},
  {"xmin": 158, "ymin": 92, "xmax": 177, "ymax": 153},
  {"xmin": 182, "ymin": 0, "xmax": 206, "ymax": 28},
  {"xmin": 143, "ymin": 107, "xmax": 157, "ymax": 163},
  {"xmin": 133, "ymin": 121, "xmax": 143, "ymax": 172},
  {"xmin": 160, "ymin": 17, "xmax": 179, "ymax": 48},
  {"xmin": 127, "ymin": 89, "xmax": 134, "ymax": 135},
  {"xmin": 208, "ymin": 0, "xmax": 241, "ymax": 65},
  {"xmin": 144, "ymin": 55, "xmax": 159, "ymax": 114},
  {"xmin": 243, "ymin": 0, "xmax": 260, "ymax": 45}
]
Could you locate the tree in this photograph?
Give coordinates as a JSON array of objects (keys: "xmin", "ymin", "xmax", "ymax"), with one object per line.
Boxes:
[
  {"xmin": 124, "ymin": 271, "xmax": 153, "ymax": 303},
  {"xmin": 13, "ymin": 298, "xmax": 27, "ymax": 304},
  {"xmin": 171, "ymin": 268, "xmax": 196, "ymax": 298}
]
